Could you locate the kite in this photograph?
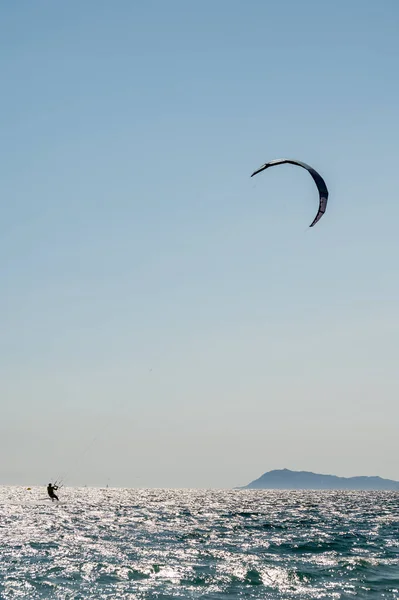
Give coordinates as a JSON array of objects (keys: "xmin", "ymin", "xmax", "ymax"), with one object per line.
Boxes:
[{"xmin": 251, "ymin": 158, "xmax": 329, "ymax": 227}]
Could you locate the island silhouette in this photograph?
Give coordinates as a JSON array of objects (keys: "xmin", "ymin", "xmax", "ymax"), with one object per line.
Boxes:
[{"xmin": 240, "ymin": 469, "xmax": 399, "ymax": 490}]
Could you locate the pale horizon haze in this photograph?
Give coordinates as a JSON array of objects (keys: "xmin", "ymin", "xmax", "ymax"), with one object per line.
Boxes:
[{"xmin": 1, "ymin": 1, "xmax": 398, "ymax": 488}]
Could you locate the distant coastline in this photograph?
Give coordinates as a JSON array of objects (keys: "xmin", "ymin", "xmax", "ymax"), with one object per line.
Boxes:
[{"xmin": 239, "ymin": 469, "xmax": 399, "ymax": 490}]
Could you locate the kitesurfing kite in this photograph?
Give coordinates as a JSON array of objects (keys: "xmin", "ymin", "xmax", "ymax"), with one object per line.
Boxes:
[{"xmin": 250, "ymin": 158, "xmax": 329, "ymax": 227}]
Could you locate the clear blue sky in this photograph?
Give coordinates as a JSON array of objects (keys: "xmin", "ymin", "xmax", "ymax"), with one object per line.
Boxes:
[{"xmin": 1, "ymin": 0, "xmax": 398, "ymax": 487}]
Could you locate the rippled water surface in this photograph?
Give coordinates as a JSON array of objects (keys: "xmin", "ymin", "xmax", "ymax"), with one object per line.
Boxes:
[{"xmin": 1, "ymin": 487, "xmax": 398, "ymax": 599}]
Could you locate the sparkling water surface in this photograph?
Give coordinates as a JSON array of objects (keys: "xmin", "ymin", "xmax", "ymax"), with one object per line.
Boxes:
[{"xmin": 1, "ymin": 487, "xmax": 398, "ymax": 599}]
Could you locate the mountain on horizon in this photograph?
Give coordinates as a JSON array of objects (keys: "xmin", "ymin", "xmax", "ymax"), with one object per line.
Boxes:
[{"xmin": 241, "ymin": 469, "xmax": 399, "ymax": 490}]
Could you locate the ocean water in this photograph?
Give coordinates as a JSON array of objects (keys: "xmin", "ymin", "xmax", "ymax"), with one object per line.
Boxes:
[{"xmin": 0, "ymin": 487, "xmax": 398, "ymax": 599}]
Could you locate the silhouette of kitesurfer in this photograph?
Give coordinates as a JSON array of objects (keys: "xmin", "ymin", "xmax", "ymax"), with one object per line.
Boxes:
[{"xmin": 47, "ymin": 483, "xmax": 59, "ymax": 502}]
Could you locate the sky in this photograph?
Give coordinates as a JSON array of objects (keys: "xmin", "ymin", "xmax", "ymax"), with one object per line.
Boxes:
[{"xmin": 0, "ymin": 0, "xmax": 398, "ymax": 488}]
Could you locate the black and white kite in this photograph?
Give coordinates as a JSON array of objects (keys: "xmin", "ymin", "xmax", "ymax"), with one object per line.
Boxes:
[{"xmin": 251, "ymin": 158, "xmax": 329, "ymax": 227}]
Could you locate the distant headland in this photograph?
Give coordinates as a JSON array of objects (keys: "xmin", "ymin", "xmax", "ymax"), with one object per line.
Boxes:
[{"xmin": 239, "ymin": 469, "xmax": 399, "ymax": 490}]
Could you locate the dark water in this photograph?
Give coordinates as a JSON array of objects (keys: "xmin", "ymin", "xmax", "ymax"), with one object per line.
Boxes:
[{"xmin": 0, "ymin": 487, "xmax": 398, "ymax": 598}]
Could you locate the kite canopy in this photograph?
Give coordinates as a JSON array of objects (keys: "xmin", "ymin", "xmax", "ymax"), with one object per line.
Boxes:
[{"xmin": 251, "ymin": 158, "xmax": 329, "ymax": 227}]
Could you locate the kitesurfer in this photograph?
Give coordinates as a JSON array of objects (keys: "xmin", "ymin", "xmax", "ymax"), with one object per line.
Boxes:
[{"xmin": 47, "ymin": 483, "xmax": 59, "ymax": 502}]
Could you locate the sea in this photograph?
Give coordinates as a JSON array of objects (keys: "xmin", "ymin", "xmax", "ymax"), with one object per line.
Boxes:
[{"xmin": 0, "ymin": 487, "xmax": 398, "ymax": 599}]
